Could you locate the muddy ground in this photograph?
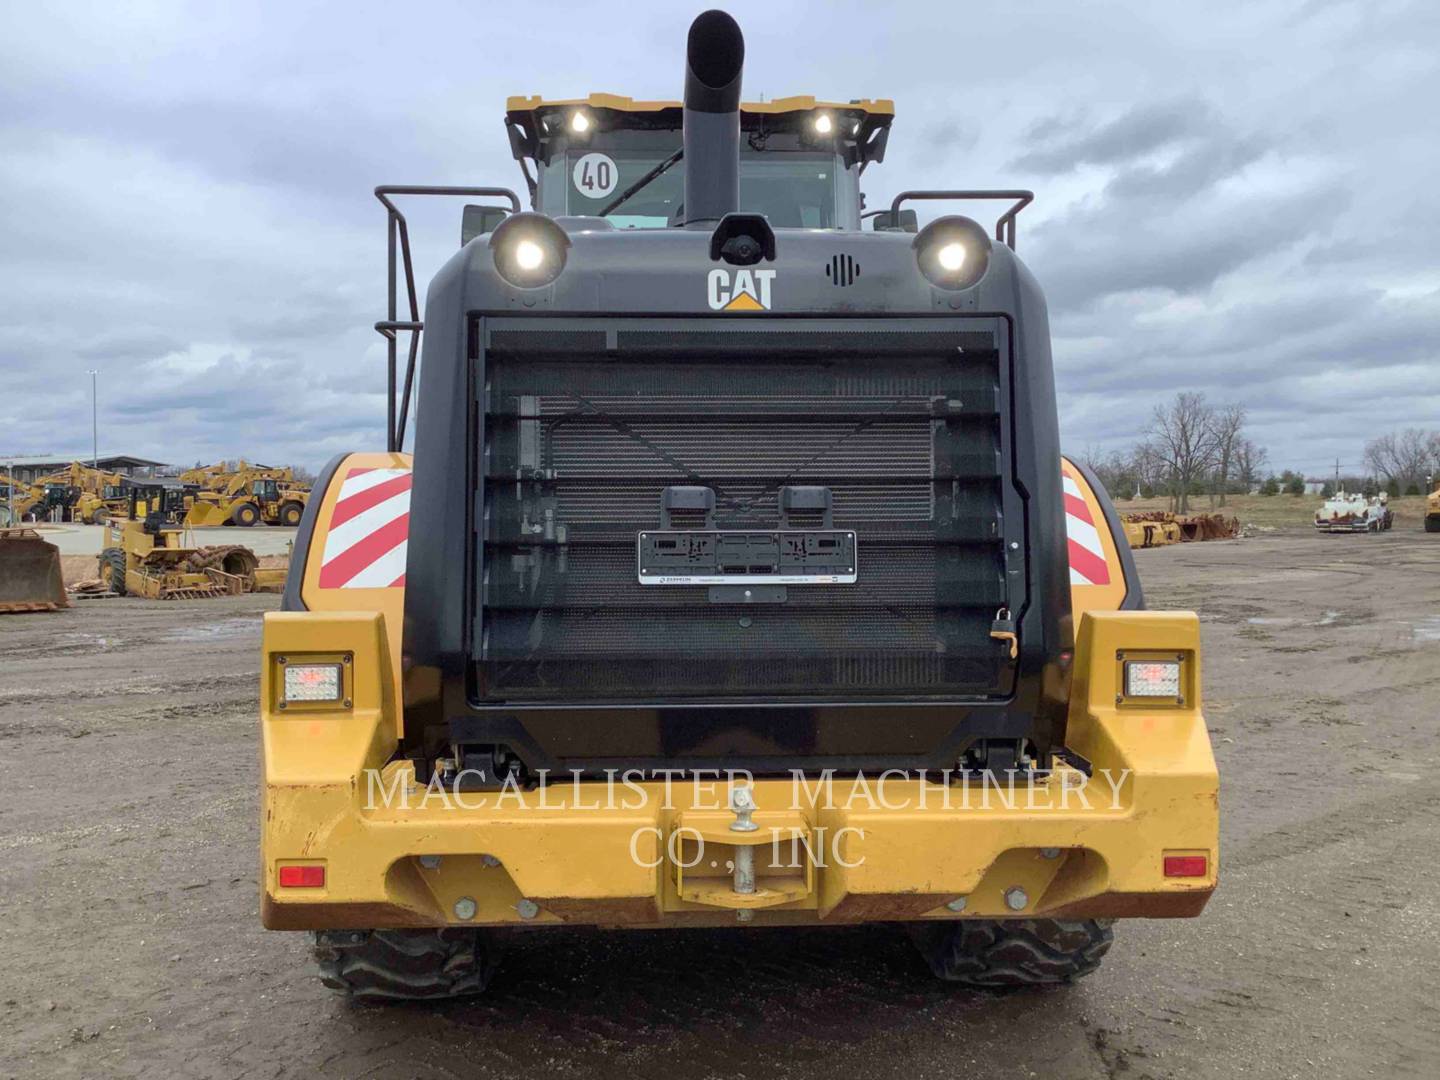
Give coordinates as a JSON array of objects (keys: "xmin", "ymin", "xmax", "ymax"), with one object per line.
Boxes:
[{"xmin": 2, "ymin": 530, "xmax": 1438, "ymax": 1079}]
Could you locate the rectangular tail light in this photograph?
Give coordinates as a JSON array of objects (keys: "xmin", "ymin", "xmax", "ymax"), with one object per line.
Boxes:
[
  {"xmin": 1124, "ymin": 659, "xmax": 1182, "ymax": 698},
  {"xmin": 278, "ymin": 864, "xmax": 326, "ymax": 888},
  {"xmin": 1163, "ymin": 854, "xmax": 1208, "ymax": 878},
  {"xmin": 282, "ymin": 662, "xmax": 343, "ymax": 703}
]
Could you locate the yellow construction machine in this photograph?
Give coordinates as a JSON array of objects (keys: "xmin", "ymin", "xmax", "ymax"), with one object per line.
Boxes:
[
  {"xmin": 33, "ymin": 461, "xmax": 129, "ymax": 524},
  {"xmin": 100, "ymin": 484, "xmax": 284, "ymax": 598},
  {"xmin": 261, "ymin": 12, "xmax": 1217, "ymax": 999},
  {"xmin": 1121, "ymin": 511, "xmax": 1239, "ymax": 549},
  {"xmin": 185, "ymin": 468, "xmax": 310, "ymax": 527}
]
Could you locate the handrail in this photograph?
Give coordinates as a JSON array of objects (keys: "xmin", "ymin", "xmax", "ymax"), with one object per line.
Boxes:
[
  {"xmin": 888, "ymin": 190, "xmax": 1034, "ymax": 250},
  {"xmin": 373, "ymin": 185, "xmax": 522, "ymax": 451}
]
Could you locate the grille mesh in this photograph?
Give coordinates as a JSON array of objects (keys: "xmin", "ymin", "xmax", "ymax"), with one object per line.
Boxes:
[{"xmin": 477, "ymin": 326, "xmax": 1008, "ymax": 701}]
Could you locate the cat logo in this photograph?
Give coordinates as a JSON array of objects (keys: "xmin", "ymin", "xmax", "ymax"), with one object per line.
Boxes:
[{"xmin": 707, "ymin": 268, "xmax": 776, "ymax": 311}]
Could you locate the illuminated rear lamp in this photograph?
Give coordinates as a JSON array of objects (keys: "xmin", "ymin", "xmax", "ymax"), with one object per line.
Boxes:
[
  {"xmin": 1163, "ymin": 855, "xmax": 1208, "ymax": 878},
  {"xmin": 1123, "ymin": 660, "xmax": 1181, "ymax": 698},
  {"xmin": 278, "ymin": 864, "xmax": 325, "ymax": 888},
  {"xmin": 283, "ymin": 663, "xmax": 342, "ymax": 703}
]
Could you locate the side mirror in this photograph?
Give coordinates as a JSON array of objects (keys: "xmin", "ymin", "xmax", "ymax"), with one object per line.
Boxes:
[
  {"xmin": 871, "ymin": 209, "xmax": 918, "ymax": 233},
  {"xmin": 461, "ymin": 204, "xmax": 510, "ymax": 245}
]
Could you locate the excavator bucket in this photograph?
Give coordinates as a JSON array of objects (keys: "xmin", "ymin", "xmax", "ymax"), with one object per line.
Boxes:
[
  {"xmin": 184, "ymin": 502, "xmax": 229, "ymax": 528},
  {"xmin": 0, "ymin": 528, "xmax": 68, "ymax": 613}
]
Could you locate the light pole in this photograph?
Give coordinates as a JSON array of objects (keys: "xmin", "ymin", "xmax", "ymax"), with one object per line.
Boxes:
[{"xmin": 87, "ymin": 369, "xmax": 99, "ymax": 468}]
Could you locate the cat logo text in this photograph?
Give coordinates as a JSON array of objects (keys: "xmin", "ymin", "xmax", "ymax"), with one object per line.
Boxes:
[{"xmin": 707, "ymin": 268, "xmax": 776, "ymax": 311}]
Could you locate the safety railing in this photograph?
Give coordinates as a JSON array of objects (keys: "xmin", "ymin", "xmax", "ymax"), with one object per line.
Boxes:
[
  {"xmin": 889, "ymin": 190, "xmax": 1034, "ymax": 250},
  {"xmin": 374, "ymin": 185, "xmax": 522, "ymax": 451}
]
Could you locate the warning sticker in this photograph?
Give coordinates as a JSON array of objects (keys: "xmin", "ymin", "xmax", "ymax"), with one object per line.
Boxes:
[{"xmin": 572, "ymin": 153, "xmax": 618, "ymax": 199}]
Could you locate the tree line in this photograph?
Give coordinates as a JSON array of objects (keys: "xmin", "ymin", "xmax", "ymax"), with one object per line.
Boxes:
[
  {"xmin": 1079, "ymin": 394, "xmax": 1440, "ymax": 511},
  {"xmin": 1079, "ymin": 392, "xmax": 1265, "ymax": 512}
]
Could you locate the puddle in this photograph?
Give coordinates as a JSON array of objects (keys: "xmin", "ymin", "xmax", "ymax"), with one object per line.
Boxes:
[
  {"xmin": 54, "ymin": 632, "xmax": 120, "ymax": 650},
  {"xmin": 1246, "ymin": 617, "xmax": 1294, "ymax": 626},
  {"xmin": 1316, "ymin": 611, "xmax": 1341, "ymax": 626},
  {"xmin": 161, "ymin": 619, "xmax": 260, "ymax": 643},
  {"xmin": 1415, "ymin": 616, "xmax": 1440, "ymax": 643}
]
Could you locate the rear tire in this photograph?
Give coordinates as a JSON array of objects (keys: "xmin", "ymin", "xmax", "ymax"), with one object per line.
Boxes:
[
  {"xmin": 911, "ymin": 918, "xmax": 1114, "ymax": 987},
  {"xmin": 101, "ymin": 548, "xmax": 127, "ymax": 596},
  {"xmin": 279, "ymin": 501, "xmax": 303, "ymax": 527},
  {"xmin": 313, "ymin": 929, "xmax": 500, "ymax": 1001},
  {"xmin": 230, "ymin": 502, "xmax": 260, "ymax": 527},
  {"xmin": 1426, "ymin": 517, "xmax": 1440, "ymax": 533}
]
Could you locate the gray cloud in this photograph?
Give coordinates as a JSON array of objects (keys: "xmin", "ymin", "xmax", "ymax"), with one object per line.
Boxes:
[{"xmin": 1011, "ymin": 98, "xmax": 1216, "ymax": 175}]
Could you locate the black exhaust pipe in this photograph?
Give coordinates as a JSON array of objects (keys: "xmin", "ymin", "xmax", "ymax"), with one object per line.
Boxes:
[{"xmin": 682, "ymin": 10, "xmax": 744, "ymax": 228}]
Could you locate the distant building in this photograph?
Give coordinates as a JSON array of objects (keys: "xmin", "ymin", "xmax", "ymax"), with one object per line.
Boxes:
[
  {"xmin": 1303, "ymin": 478, "xmax": 1328, "ymax": 495},
  {"xmin": 0, "ymin": 454, "xmax": 168, "ymax": 485}
]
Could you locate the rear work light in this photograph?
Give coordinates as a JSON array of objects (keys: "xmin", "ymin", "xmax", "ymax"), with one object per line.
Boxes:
[
  {"xmin": 278, "ymin": 864, "xmax": 326, "ymax": 888},
  {"xmin": 1163, "ymin": 854, "xmax": 1208, "ymax": 878},
  {"xmin": 1123, "ymin": 659, "xmax": 1182, "ymax": 698},
  {"xmin": 282, "ymin": 662, "xmax": 343, "ymax": 703}
]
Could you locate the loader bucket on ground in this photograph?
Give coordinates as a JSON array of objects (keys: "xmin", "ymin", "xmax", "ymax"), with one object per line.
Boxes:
[
  {"xmin": 0, "ymin": 528, "xmax": 68, "ymax": 613},
  {"xmin": 184, "ymin": 502, "xmax": 228, "ymax": 528}
]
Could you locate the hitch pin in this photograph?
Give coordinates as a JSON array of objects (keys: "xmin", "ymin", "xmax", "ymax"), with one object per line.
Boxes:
[{"xmin": 729, "ymin": 786, "xmax": 758, "ymax": 895}]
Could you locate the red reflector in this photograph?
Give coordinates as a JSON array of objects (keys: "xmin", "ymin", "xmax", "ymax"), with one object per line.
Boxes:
[
  {"xmin": 1163, "ymin": 855, "xmax": 1208, "ymax": 878},
  {"xmin": 278, "ymin": 864, "xmax": 325, "ymax": 888}
]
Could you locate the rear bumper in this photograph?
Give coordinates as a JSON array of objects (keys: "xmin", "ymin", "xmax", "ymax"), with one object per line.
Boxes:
[{"xmin": 260, "ymin": 611, "xmax": 1218, "ymax": 930}]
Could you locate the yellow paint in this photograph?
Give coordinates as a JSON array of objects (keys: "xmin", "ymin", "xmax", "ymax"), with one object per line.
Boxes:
[
  {"xmin": 506, "ymin": 93, "xmax": 895, "ymax": 117},
  {"xmin": 260, "ymin": 608, "xmax": 1219, "ymax": 929}
]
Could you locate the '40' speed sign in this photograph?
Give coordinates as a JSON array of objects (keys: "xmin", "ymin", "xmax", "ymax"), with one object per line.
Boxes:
[{"xmin": 572, "ymin": 153, "xmax": 619, "ymax": 200}]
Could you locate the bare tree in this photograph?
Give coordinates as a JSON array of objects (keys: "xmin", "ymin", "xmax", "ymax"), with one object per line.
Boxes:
[
  {"xmin": 1364, "ymin": 429, "xmax": 1433, "ymax": 494},
  {"xmin": 1132, "ymin": 440, "xmax": 1168, "ymax": 498},
  {"xmin": 1145, "ymin": 392, "xmax": 1221, "ymax": 513},
  {"xmin": 1209, "ymin": 403, "xmax": 1246, "ymax": 507},
  {"xmin": 1232, "ymin": 438, "xmax": 1268, "ymax": 492}
]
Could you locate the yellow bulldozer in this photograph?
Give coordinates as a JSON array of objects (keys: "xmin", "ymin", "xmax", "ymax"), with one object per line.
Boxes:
[
  {"xmin": 184, "ymin": 467, "xmax": 310, "ymax": 528},
  {"xmin": 100, "ymin": 484, "xmax": 285, "ymax": 599}
]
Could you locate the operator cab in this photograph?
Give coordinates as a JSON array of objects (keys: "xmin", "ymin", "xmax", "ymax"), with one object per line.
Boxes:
[
  {"xmin": 252, "ymin": 478, "xmax": 280, "ymax": 503},
  {"xmin": 503, "ymin": 96, "xmax": 894, "ymax": 232}
]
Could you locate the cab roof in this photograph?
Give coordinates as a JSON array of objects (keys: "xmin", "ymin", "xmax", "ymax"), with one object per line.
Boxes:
[
  {"xmin": 505, "ymin": 94, "xmax": 894, "ymax": 172},
  {"xmin": 505, "ymin": 93, "xmax": 895, "ymax": 117}
]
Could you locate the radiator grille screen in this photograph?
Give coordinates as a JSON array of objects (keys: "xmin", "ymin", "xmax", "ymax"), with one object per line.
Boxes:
[{"xmin": 475, "ymin": 322, "xmax": 1011, "ymax": 701}]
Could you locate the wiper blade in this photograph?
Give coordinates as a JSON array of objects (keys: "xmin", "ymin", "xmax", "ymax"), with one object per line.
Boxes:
[{"xmin": 598, "ymin": 148, "xmax": 683, "ymax": 218}]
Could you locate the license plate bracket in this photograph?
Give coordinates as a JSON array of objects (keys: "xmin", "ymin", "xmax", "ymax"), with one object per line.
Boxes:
[{"xmin": 638, "ymin": 530, "xmax": 857, "ymax": 585}]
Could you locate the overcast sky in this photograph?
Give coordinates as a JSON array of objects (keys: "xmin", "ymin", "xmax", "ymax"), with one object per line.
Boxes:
[{"xmin": 2, "ymin": 0, "xmax": 1436, "ymax": 477}]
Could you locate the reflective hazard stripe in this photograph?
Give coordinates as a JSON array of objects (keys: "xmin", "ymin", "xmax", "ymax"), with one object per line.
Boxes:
[
  {"xmin": 318, "ymin": 467, "xmax": 411, "ymax": 589},
  {"xmin": 1063, "ymin": 472, "xmax": 1111, "ymax": 587}
]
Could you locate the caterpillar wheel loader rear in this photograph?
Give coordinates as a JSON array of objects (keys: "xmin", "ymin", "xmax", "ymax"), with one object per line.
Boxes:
[{"xmin": 263, "ymin": 11, "xmax": 1218, "ymax": 999}]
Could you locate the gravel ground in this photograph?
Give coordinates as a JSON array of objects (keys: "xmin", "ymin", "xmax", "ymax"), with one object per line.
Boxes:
[{"xmin": 1, "ymin": 529, "xmax": 1437, "ymax": 1079}]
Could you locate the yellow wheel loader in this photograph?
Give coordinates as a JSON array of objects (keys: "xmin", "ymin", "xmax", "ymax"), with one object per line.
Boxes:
[
  {"xmin": 261, "ymin": 11, "xmax": 1218, "ymax": 999},
  {"xmin": 100, "ymin": 484, "xmax": 284, "ymax": 599},
  {"xmin": 185, "ymin": 474, "xmax": 309, "ymax": 528}
]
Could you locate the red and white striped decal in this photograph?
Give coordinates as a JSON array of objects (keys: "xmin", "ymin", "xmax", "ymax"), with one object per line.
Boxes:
[
  {"xmin": 318, "ymin": 467, "xmax": 412, "ymax": 589},
  {"xmin": 1063, "ymin": 471, "xmax": 1111, "ymax": 587}
]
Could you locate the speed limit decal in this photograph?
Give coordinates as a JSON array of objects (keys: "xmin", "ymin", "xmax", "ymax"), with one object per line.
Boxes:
[{"xmin": 572, "ymin": 153, "xmax": 618, "ymax": 199}]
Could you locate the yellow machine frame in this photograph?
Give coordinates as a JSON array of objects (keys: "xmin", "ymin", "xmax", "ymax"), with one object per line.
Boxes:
[{"xmin": 261, "ymin": 453, "xmax": 1218, "ymax": 932}]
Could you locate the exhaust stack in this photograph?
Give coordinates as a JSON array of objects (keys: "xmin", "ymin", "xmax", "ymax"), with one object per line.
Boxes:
[{"xmin": 682, "ymin": 10, "xmax": 744, "ymax": 228}]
